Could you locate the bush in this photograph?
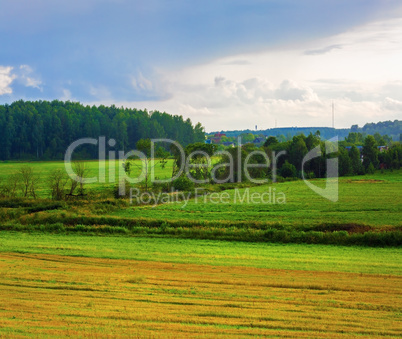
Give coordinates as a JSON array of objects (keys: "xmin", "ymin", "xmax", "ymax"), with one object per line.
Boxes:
[
  {"xmin": 172, "ymin": 175, "xmax": 195, "ymax": 191},
  {"xmin": 151, "ymin": 182, "xmax": 170, "ymax": 193},
  {"xmin": 391, "ymin": 159, "xmax": 400, "ymax": 170},
  {"xmin": 113, "ymin": 181, "xmax": 132, "ymax": 199},
  {"xmin": 280, "ymin": 161, "xmax": 297, "ymax": 178},
  {"xmin": 366, "ymin": 162, "xmax": 375, "ymax": 174}
]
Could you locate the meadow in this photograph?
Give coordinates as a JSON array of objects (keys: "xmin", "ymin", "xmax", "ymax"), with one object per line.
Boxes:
[
  {"xmin": 0, "ymin": 159, "xmax": 176, "ymax": 197},
  {"xmin": 0, "ymin": 161, "xmax": 401, "ymax": 337},
  {"xmin": 0, "ymin": 234, "xmax": 401, "ymax": 337},
  {"xmin": 1, "ymin": 160, "xmax": 401, "ymax": 245},
  {"xmin": 115, "ymin": 172, "xmax": 402, "ymax": 228}
]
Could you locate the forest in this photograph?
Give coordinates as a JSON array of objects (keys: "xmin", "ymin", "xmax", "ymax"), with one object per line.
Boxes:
[
  {"xmin": 213, "ymin": 133, "xmax": 402, "ymax": 182},
  {"xmin": 0, "ymin": 100, "xmax": 205, "ymax": 160}
]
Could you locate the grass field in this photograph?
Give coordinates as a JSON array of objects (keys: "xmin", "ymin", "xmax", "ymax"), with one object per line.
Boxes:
[
  {"xmin": 0, "ymin": 161, "xmax": 401, "ymax": 337},
  {"xmin": 1, "ymin": 162, "xmax": 401, "ymax": 246},
  {"xmin": 115, "ymin": 172, "xmax": 402, "ymax": 228},
  {"xmin": 0, "ymin": 159, "xmax": 175, "ymax": 197},
  {"xmin": 0, "ymin": 234, "xmax": 401, "ymax": 337}
]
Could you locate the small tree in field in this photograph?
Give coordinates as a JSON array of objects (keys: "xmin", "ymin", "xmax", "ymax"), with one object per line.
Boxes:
[
  {"xmin": 67, "ymin": 161, "xmax": 90, "ymax": 196},
  {"xmin": 0, "ymin": 173, "xmax": 20, "ymax": 198},
  {"xmin": 48, "ymin": 169, "xmax": 69, "ymax": 200},
  {"xmin": 123, "ymin": 139, "xmax": 168, "ymax": 192},
  {"xmin": 18, "ymin": 166, "xmax": 40, "ymax": 199},
  {"xmin": 0, "ymin": 178, "xmax": 4, "ymax": 198}
]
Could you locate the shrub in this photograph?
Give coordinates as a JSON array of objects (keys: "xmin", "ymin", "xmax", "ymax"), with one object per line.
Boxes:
[
  {"xmin": 172, "ymin": 175, "xmax": 195, "ymax": 191},
  {"xmin": 366, "ymin": 162, "xmax": 375, "ymax": 174},
  {"xmin": 113, "ymin": 181, "xmax": 132, "ymax": 199},
  {"xmin": 151, "ymin": 182, "xmax": 170, "ymax": 193},
  {"xmin": 48, "ymin": 169, "xmax": 69, "ymax": 200},
  {"xmin": 280, "ymin": 161, "xmax": 297, "ymax": 178}
]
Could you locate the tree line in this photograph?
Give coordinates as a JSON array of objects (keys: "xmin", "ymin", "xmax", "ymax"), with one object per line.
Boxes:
[
  {"xmin": 204, "ymin": 132, "xmax": 401, "ymax": 182},
  {"xmin": 125, "ymin": 132, "xmax": 401, "ymax": 193},
  {"xmin": 262, "ymin": 133, "xmax": 401, "ymax": 179},
  {"xmin": 0, "ymin": 100, "xmax": 205, "ymax": 160},
  {"xmin": 210, "ymin": 119, "xmax": 401, "ymax": 143},
  {"xmin": 0, "ymin": 134, "xmax": 400, "ymax": 201}
]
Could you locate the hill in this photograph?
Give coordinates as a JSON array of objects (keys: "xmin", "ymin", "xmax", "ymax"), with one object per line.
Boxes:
[{"xmin": 210, "ymin": 120, "xmax": 401, "ymax": 141}]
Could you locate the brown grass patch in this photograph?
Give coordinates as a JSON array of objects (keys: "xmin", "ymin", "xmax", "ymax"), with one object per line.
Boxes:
[
  {"xmin": 346, "ymin": 179, "xmax": 385, "ymax": 183},
  {"xmin": 0, "ymin": 252, "xmax": 401, "ymax": 338}
]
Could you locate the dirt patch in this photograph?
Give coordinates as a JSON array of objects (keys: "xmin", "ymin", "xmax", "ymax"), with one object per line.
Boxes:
[
  {"xmin": 337, "ymin": 223, "xmax": 373, "ymax": 234},
  {"xmin": 346, "ymin": 179, "xmax": 385, "ymax": 183},
  {"xmin": 314, "ymin": 223, "xmax": 372, "ymax": 234}
]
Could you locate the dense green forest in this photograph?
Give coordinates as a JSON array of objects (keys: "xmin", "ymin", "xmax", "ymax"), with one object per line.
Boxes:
[{"xmin": 0, "ymin": 100, "xmax": 205, "ymax": 160}]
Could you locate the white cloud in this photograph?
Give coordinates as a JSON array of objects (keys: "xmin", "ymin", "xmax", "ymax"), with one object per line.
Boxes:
[
  {"xmin": 87, "ymin": 15, "xmax": 402, "ymax": 131},
  {"xmin": 131, "ymin": 72, "xmax": 153, "ymax": 92},
  {"xmin": 304, "ymin": 44, "xmax": 343, "ymax": 55},
  {"xmin": 381, "ymin": 81, "xmax": 402, "ymax": 101},
  {"xmin": 275, "ymin": 80, "xmax": 319, "ymax": 102},
  {"xmin": 89, "ymin": 85, "xmax": 112, "ymax": 100},
  {"xmin": 60, "ymin": 89, "xmax": 72, "ymax": 101},
  {"xmin": 177, "ymin": 103, "xmax": 214, "ymax": 117},
  {"xmin": 383, "ymin": 97, "xmax": 402, "ymax": 111},
  {"xmin": 18, "ymin": 65, "xmax": 42, "ymax": 89},
  {"xmin": 0, "ymin": 66, "xmax": 16, "ymax": 95},
  {"xmin": 163, "ymin": 16, "xmax": 402, "ymax": 130}
]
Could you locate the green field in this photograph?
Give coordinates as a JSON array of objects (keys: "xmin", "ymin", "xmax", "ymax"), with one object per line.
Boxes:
[
  {"xmin": 1, "ymin": 233, "xmax": 401, "ymax": 274},
  {"xmin": 1, "ymin": 161, "xmax": 401, "ymax": 230},
  {"xmin": 0, "ymin": 159, "xmax": 176, "ymax": 197},
  {"xmin": 1, "ymin": 161, "xmax": 401, "ymax": 246},
  {"xmin": 115, "ymin": 172, "xmax": 402, "ymax": 228},
  {"xmin": 0, "ymin": 161, "xmax": 401, "ymax": 337}
]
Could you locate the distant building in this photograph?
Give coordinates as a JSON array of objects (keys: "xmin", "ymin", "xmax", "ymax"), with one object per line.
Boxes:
[
  {"xmin": 345, "ymin": 145, "xmax": 388, "ymax": 153},
  {"xmin": 210, "ymin": 138, "xmax": 222, "ymax": 144},
  {"xmin": 345, "ymin": 146, "xmax": 364, "ymax": 162},
  {"xmin": 377, "ymin": 146, "xmax": 388, "ymax": 152},
  {"xmin": 253, "ymin": 137, "xmax": 266, "ymax": 144},
  {"xmin": 208, "ymin": 133, "xmax": 227, "ymax": 144},
  {"xmin": 345, "ymin": 146, "xmax": 363, "ymax": 152}
]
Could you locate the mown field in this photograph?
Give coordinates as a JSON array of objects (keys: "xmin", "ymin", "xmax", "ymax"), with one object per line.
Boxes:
[{"xmin": 0, "ymin": 234, "xmax": 401, "ymax": 338}]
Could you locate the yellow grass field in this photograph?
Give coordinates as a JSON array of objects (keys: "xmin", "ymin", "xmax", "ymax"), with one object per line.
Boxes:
[{"xmin": 0, "ymin": 252, "xmax": 401, "ymax": 338}]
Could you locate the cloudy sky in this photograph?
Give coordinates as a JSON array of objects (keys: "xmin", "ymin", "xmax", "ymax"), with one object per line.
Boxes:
[{"xmin": 1, "ymin": 0, "xmax": 402, "ymax": 131}]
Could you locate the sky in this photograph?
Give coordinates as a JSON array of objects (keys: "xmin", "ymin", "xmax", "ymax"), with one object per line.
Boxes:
[{"xmin": 1, "ymin": 0, "xmax": 402, "ymax": 132}]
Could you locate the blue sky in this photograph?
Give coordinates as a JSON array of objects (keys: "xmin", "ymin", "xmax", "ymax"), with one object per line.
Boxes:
[{"xmin": 1, "ymin": 0, "xmax": 402, "ymax": 131}]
